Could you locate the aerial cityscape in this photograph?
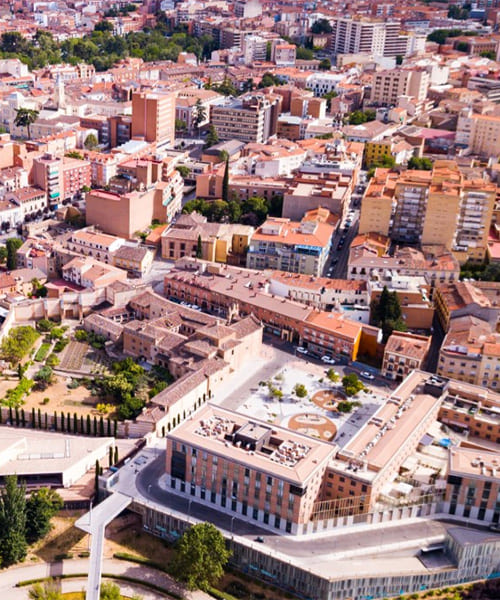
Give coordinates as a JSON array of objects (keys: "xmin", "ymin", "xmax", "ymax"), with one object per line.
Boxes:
[{"xmin": 0, "ymin": 1, "xmax": 500, "ymax": 599}]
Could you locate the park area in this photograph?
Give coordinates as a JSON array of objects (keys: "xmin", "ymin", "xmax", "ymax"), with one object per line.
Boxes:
[{"xmin": 235, "ymin": 362, "xmax": 387, "ymax": 446}]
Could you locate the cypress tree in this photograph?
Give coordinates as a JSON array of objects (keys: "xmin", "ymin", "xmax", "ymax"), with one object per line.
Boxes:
[
  {"xmin": 114, "ymin": 446, "xmax": 118, "ymax": 465},
  {"xmin": 73, "ymin": 413, "xmax": 78, "ymax": 434},
  {"xmin": 20, "ymin": 408, "xmax": 25, "ymax": 427},
  {"xmin": 15, "ymin": 407, "xmax": 19, "ymax": 426},
  {"xmin": 222, "ymin": 157, "xmax": 229, "ymax": 202},
  {"xmin": 0, "ymin": 407, "xmax": 3, "ymax": 424},
  {"xmin": 99, "ymin": 416, "xmax": 104, "ymax": 437},
  {"xmin": 31, "ymin": 407, "xmax": 35, "ymax": 428},
  {"xmin": 94, "ymin": 460, "xmax": 100, "ymax": 504},
  {"xmin": 0, "ymin": 475, "xmax": 27, "ymax": 565},
  {"xmin": 93, "ymin": 416, "xmax": 97, "ymax": 436},
  {"xmin": 107, "ymin": 418, "xmax": 111, "ymax": 436},
  {"xmin": 113, "ymin": 420, "xmax": 117, "ymax": 437},
  {"xmin": 44, "ymin": 412, "xmax": 48, "ymax": 430},
  {"xmin": 60, "ymin": 412, "xmax": 65, "ymax": 432},
  {"xmin": 86, "ymin": 415, "xmax": 91, "ymax": 435},
  {"xmin": 53, "ymin": 411, "xmax": 57, "ymax": 431},
  {"xmin": 80, "ymin": 415, "xmax": 84, "ymax": 434},
  {"xmin": 37, "ymin": 408, "xmax": 41, "ymax": 429},
  {"xmin": 108, "ymin": 446, "xmax": 113, "ymax": 467},
  {"xmin": 8, "ymin": 406, "xmax": 13, "ymax": 425}
]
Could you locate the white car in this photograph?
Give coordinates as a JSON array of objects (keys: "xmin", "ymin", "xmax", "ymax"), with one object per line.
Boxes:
[
  {"xmin": 360, "ymin": 371, "xmax": 375, "ymax": 380},
  {"xmin": 321, "ymin": 356, "xmax": 336, "ymax": 364},
  {"xmin": 296, "ymin": 347, "xmax": 308, "ymax": 355}
]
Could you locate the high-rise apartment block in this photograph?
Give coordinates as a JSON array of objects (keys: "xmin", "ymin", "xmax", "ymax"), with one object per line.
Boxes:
[
  {"xmin": 370, "ymin": 69, "xmax": 430, "ymax": 106},
  {"xmin": 131, "ymin": 91, "xmax": 176, "ymax": 147},
  {"xmin": 330, "ymin": 17, "xmax": 407, "ymax": 57},
  {"xmin": 210, "ymin": 93, "xmax": 281, "ymax": 144},
  {"xmin": 457, "ymin": 108, "xmax": 500, "ymax": 159},
  {"xmin": 359, "ymin": 161, "xmax": 496, "ymax": 263}
]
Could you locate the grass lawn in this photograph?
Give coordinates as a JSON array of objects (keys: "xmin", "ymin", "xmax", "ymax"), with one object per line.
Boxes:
[{"xmin": 35, "ymin": 343, "xmax": 51, "ymax": 362}]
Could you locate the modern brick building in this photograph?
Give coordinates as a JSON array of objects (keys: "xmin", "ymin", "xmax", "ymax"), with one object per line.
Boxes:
[{"xmin": 131, "ymin": 91, "xmax": 176, "ymax": 147}]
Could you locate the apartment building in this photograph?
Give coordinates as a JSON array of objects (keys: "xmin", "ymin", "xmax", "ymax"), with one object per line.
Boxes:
[
  {"xmin": 166, "ymin": 404, "xmax": 335, "ymax": 534},
  {"xmin": 246, "ymin": 216, "xmax": 334, "ymax": 277},
  {"xmin": 457, "ymin": 109, "xmax": 500, "ymax": 159},
  {"xmin": 210, "ymin": 93, "xmax": 281, "ymax": 144},
  {"xmin": 6, "ymin": 186, "xmax": 46, "ymax": 220},
  {"xmin": 68, "ymin": 229, "xmax": 124, "ymax": 264},
  {"xmin": 161, "ymin": 213, "xmax": 253, "ymax": 266},
  {"xmin": 32, "ymin": 154, "xmax": 91, "ymax": 207},
  {"xmin": 86, "ymin": 184, "xmax": 178, "ymax": 239},
  {"xmin": 370, "ymin": 69, "xmax": 429, "ymax": 106},
  {"xmin": 438, "ymin": 377, "xmax": 500, "ymax": 444},
  {"xmin": 165, "ymin": 259, "xmax": 378, "ymax": 359},
  {"xmin": 437, "ymin": 315, "xmax": 500, "ymax": 391},
  {"xmin": 329, "ymin": 17, "xmax": 407, "ymax": 57},
  {"xmin": 62, "ymin": 256, "xmax": 127, "ymax": 290},
  {"xmin": 381, "ymin": 331, "xmax": 431, "ymax": 381},
  {"xmin": 348, "ymin": 243, "xmax": 460, "ymax": 290},
  {"xmin": 131, "ymin": 91, "xmax": 176, "ymax": 147},
  {"xmin": 444, "ymin": 447, "xmax": 500, "ymax": 523},
  {"xmin": 359, "ymin": 162, "xmax": 497, "ymax": 263}
]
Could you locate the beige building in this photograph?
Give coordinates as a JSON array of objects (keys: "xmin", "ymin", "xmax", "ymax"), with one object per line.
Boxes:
[
  {"xmin": 370, "ymin": 69, "xmax": 429, "ymax": 106},
  {"xmin": 131, "ymin": 91, "xmax": 176, "ymax": 147},
  {"xmin": 382, "ymin": 331, "xmax": 431, "ymax": 381},
  {"xmin": 161, "ymin": 213, "xmax": 253, "ymax": 265},
  {"xmin": 62, "ymin": 256, "xmax": 128, "ymax": 289},
  {"xmin": 86, "ymin": 185, "xmax": 177, "ymax": 239},
  {"xmin": 359, "ymin": 161, "xmax": 497, "ymax": 263},
  {"xmin": 457, "ymin": 109, "xmax": 500, "ymax": 159},
  {"xmin": 210, "ymin": 93, "xmax": 281, "ymax": 144}
]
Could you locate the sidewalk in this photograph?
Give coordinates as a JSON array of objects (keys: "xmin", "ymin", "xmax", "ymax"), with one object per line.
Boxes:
[{"xmin": 0, "ymin": 557, "xmax": 211, "ymax": 600}]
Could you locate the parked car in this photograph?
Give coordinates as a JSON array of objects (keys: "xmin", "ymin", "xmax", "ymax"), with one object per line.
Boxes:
[
  {"xmin": 360, "ymin": 371, "xmax": 375, "ymax": 380},
  {"xmin": 296, "ymin": 347, "xmax": 308, "ymax": 355},
  {"xmin": 321, "ymin": 356, "xmax": 336, "ymax": 364}
]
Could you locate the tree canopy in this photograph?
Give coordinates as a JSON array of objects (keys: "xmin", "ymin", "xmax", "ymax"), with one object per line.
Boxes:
[
  {"xmin": 0, "ymin": 475, "xmax": 27, "ymax": 566},
  {"xmin": 342, "ymin": 373, "xmax": 365, "ymax": 397},
  {"xmin": 408, "ymin": 156, "xmax": 433, "ymax": 170},
  {"xmin": 1, "ymin": 325, "xmax": 39, "ymax": 364},
  {"xmin": 370, "ymin": 286, "xmax": 407, "ymax": 342},
  {"xmin": 170, "ymin": 523, "xmax": 231, "ymax": 591},
  {"xmin": 14, "ymin": 108, "xmax": 39, "ymax": 139},
  {"xmin": 6, "ymin": 237, "xmax": 22, "ymax": 270},
  {"xmin": 25, "ymin": 487, "xmax": 63, "ymax": 543}
]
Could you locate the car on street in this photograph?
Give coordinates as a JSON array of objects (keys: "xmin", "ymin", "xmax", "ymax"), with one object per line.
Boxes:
[
  {"xmin": 360, "ymin": 371, "xmax": 375, "ymax": 380},
  {"xmin": 321, "ymin": 356, "xmax": 336, "ymax": 364},
  {"xmin": 296, "ymin": 346, "xmax": 308, "ymax": 355}
]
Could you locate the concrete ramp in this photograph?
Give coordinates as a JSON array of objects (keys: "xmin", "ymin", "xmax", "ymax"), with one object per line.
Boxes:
[{"xmin": 75, "ymin": 493, "xmax": 132, "ymax": 600}]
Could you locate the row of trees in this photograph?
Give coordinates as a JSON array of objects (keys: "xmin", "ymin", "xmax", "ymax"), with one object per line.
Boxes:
[
  {"xmin": 183, "ymin": 194, "xmax": 283, "ymax": 227},
  {"xmin": 0, "ymin": 475, "xmax": 62, "ymax": 566},
  {"xmin": 0, "ymin": 25, "xmax": 218, "ymax": 72}
]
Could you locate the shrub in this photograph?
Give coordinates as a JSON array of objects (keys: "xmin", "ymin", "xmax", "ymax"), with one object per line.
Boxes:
[
  {"xmin": 53, "ymin": 338, "xmax": 69, "ymax": 353},
  {"xmin": 34, "ymin": 343, "xmax": 51, "ymax": 362},
  {"xmin": 294, "ymin": 383, "xmax": 308, "ymax": 398},
  {"xmin": 42, "ymin": 397, "xmax": 50, "ymax": 405},
  {"xmin": 46, "ymin": 353, "xmax": 60, "ymax": 367}
]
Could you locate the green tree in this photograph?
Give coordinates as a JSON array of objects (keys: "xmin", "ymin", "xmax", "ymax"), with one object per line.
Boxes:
[
  {"xmin": 395, "ymin": 55, "xmax": 403, "ymax": 65},
  {"xmin": 170, "ymin": 523, "xmax": 231, "ymax": 591},
  {"xmin": 193, "ymin": 98, "xmax": 207, "ymax": 137},
  {"xmin": 370, "ymin": 286, "xmax": 407, "ymax": 342},
  {"xmin": 205, "ymin": 124, "xmax": 219, "ymax": 148},
  {"xmin": 176, "ymin": 165, "xmax": 190, "ymax": 179},
  {"xmin": 84, "ymin": 132, "xmax": 99, "ymax": 150},
  {"xmin": 294, "ymin": 383, "xmax": 308, "ymax": 398},
  {"xmin": 25, "ymin": 488, "xmax": 63, "ymax": 543},
  {"xmin": 196, "ymin": 234, "xmax": 203, "ymax": 259},
  {"xmin": 34, "ymin": 366, "xmax": 54, "ymax": 390},
  {"xmin": 480, "ymin": 50, "xmax": 496, "ymax": 60},
  {"xmin": 1, "ymin": 325, "xmax": 39, "ymax": 364},
  {"xmin": 100, "ymin": 581, "xmax": 121, "ymax": 600},
  {"xmin": 319, "ymin": 58, "xmax": 331, "ymax": 71},
  {"xmin": 28, "ymin": 580, "xmax": 63, "ymax": 600},
  {"xmin": 342, "ymin": 374, "xmax": 365, "ymax": 397},
  {"xmin": 0, "ymin": 245, "xmax": 7, "ymax": 263},
  {"xmin": 175, "ymin": 118, "xmax": 187, "ymax": 133},
  {"xmin": 296, "ymin": 46, "xmax": 314, "ymax": 60},
  {"xmin": 311, "ymin": 19, "xmax": 332, "ymax": 34},
  {"xmin": 14, "ymin": 108, "xmax": 39, "ymax": 140},
  {"xmin": 326, "ymin": 368, "xmax": 340, "ymax": 383},
  {"xmin": 408, "ymin": 156, "xmax": 433, "ymax": 170},
  {"xmin": 222, "ymin": 157, "xmax": 229, "ymax": 203},
  {"xmin": 6, "ymin": 237, "xmax": 22, "ymax": 270},
  {"xmin": 0, "ymin": 475, "xmax": 27, "ymax": 566}
]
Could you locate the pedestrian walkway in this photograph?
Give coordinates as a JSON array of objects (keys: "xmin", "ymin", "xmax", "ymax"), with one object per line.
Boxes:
[
  {"xmin": 0, "ymin": 557, "xmax": 210, "ymax": 600},
  {"xmin": 75, "ymin": 493, "xmax": 132, "ymax": 600}
]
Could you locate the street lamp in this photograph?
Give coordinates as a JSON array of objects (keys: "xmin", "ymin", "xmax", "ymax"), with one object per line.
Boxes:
[{"xmin": 230, "ymin": 516, "xmax": 235, "ymax": 534}]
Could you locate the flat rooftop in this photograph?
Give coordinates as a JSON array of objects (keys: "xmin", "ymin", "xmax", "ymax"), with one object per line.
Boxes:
[{"xmin": 169, "ymin": 404, "xmax": 336, "ymax": 485}]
